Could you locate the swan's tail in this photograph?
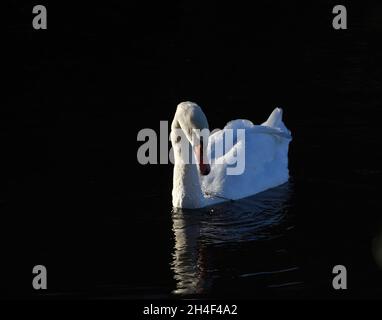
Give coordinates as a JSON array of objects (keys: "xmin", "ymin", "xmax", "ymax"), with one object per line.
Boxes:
[
  {"xmin": 262, "ymin": 107, "xmax": 283, "ymax": 128},
  {"xmin": 262, "ymin": 107, "xmax": 290, "ymax": 136}
]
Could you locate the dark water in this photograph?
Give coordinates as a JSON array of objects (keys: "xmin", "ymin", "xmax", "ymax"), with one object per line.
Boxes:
[
  {"xmin": 3, "ymin": 1, "xmax": 382, "ymax": 299},
  {"xmin": 171, "ymin": 184, "xmax": 296, "ymax": 297}
]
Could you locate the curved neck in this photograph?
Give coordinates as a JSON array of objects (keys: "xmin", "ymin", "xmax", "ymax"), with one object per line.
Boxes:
[{"xmin": 172, "ymin": 142, "xmax": 205, "ymax": 209}]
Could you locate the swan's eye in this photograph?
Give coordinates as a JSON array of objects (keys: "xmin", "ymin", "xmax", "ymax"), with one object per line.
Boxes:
[{"xmin": 176, "ymin": 136, "xmax": 181, "ymax": 143}]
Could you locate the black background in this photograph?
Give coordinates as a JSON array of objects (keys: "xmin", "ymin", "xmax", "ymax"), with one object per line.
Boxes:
[{"xmin": 3, "ymin": 0, "xmax": 382, "ymax": 300}]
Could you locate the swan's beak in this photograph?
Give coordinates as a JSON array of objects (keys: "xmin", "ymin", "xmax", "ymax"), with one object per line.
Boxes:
[{"xmin": 194, "ymin": 144, "xmax": 210, "ymax": 176}]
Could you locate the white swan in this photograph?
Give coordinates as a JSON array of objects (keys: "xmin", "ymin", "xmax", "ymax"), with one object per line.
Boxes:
[{"xmin": 171, "ymin": 101, "xmax": 292, "ymax": 209}]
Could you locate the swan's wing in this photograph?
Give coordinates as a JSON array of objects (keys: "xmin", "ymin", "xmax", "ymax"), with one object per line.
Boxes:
[
  {"xmin": 210, "ymin": 108, "xmax": 291, "ymax": 140},
  {"xmin": 203, "ymin": 109, "xmax": 291, "ymax": 200},
  {"xmin": 207, "ymin": 115, "xmax": 291, "ymax": 160},
  {"xmin": 247, "ymin": 125, "xmax": 292, "ymax": 140},
  {"xmin": 206, "ymin": 123, "xmax": 290, "ymax": 175}
]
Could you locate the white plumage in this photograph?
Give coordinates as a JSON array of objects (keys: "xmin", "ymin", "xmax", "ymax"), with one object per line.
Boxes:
[{"xmin": 171, "ymin": 102, "xmax": 292, "ymax": 209}]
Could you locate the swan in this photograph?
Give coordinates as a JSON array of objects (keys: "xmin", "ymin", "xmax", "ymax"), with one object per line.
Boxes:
[{"xmin": 170, "ymin": 101, "xmax": 292, "ymax": 209}]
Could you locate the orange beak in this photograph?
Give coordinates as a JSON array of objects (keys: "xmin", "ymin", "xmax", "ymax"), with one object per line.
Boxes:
[{"xmin": 194, "ymin": 141, "xmax": 210, "ymax": 176}]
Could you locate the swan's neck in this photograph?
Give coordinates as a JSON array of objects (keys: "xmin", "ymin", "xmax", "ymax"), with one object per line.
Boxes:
[{"xmin": 172, "ymin": 145, "xmax": 205, "ymax": 209}]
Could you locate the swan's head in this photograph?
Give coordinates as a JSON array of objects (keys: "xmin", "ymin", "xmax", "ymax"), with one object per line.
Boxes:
[{"xmin": 171, "ymin": 101, "xmax": 210, "ymax": 176}]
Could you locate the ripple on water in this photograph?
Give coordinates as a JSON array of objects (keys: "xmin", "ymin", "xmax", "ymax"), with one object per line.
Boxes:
[{"xmin": 171, "ymin": 182, "xmax": 301, "ymax": 296}]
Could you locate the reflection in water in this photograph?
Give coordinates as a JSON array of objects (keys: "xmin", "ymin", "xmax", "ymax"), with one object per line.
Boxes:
[{"xmin": 171, "ymin": 183, "xmax": 297, "ymax": 296}]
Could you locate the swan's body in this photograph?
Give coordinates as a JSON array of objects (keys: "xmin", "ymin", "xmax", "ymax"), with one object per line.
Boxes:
[{"xmin": 171, "ymin": 102, "xmax": 292, "ymax": 209}]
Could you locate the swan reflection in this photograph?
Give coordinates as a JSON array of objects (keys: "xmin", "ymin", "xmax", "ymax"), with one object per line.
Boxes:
[{"xmin": 171, "ymin": 183, "xmax": 294, "ymax": 296}]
